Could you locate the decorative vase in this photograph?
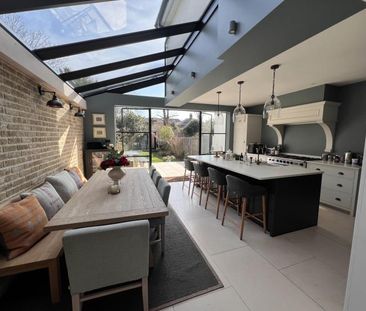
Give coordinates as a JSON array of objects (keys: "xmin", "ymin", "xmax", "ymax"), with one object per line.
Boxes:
[{"xmin": 107, "ymin": 166, "xmax": 125, "ymax": 194}]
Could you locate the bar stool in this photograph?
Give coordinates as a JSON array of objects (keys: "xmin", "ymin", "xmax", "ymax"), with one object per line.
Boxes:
[
  {"xmin": 191, "ymin": 162, "xmax": 209, "ymax": 205},
  {"xmin": 222, "ymin": 175, "xmax": 267, "ymax": 240},
  {"xmin": 182, "ymin": 159, "xmax": 195, "ymax": 195},
  {"xmin": 205, "ymin": 167, "xmax": 227, "ymax": 219}
]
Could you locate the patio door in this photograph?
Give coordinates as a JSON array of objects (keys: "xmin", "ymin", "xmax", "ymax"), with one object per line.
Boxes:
[{"xmin": 116, "ymin": 108, "xmax": 151, "ymax": 167}]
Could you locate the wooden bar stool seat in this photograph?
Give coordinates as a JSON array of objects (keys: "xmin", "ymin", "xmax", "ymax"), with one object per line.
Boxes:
[
  {"xmin": 191, "ymin": 162, "xmax": 209, "ymax": 205},
  {"xmin": 205, "ymin": 167, "xmax": 227, "ymax": 219},
  {"xmin": 222, "ymin": 175, "xmax": 267, "ymax": 240}
]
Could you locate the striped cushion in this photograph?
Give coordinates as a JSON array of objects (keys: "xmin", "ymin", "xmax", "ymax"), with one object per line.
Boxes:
[
  {"xmin": 67, "ymin": 167, "xmax": 87, "ymax": 184},
  {"xmin": 0, "ymin": 196, "xmax": 48, "ymax": 260},
  {"xmin": 46, "ymin": 171, "xmax": 78, "ymax": 203},
  {"xmin": 20, "ymin": 182, "xmax": 65, "ymax": 220},
  {"xmin": 67, "ymin": 170, "xmax": 84, "ymax": 189}
]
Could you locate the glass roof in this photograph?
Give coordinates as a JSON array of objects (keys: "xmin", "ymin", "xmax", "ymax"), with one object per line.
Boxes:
[
  {"xmin": 48, "ymin": 38, "xmax": 165, "ymax": 73},
  {"xmin": 127, "ymin": 83, "xmax": 165, "ymax": 97},
  {"xmin": 0, "ymin": 0, "xmax": 211, "ymax": 97},
  {"xmin": 0, "ymin": 1, "xmax": 163, "ymax": 49},
  {"xmin": 68, "ymin": 59, "xmax": 165, "ymax": 87}
]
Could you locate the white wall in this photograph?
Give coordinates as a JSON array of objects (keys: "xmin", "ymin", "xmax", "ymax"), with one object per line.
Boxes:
[{"xmin": 343, "ymin": 136, "xmax": 366, "ymax": 310}]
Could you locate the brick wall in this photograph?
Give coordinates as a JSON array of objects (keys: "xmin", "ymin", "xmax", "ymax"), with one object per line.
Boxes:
[{"xmin": 0, "ymin": 58, "xmax": 84, "ymax": 203}]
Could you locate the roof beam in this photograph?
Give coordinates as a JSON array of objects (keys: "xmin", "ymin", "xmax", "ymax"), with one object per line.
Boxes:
[
  {"xmin": 34, "ymin": 21, "xmax": 203, "ymax": 60},
  {"xmin": 84, "ymin": 76, "xmax": 166, "ymax": 98},
  {"xmin": 59, "ymin": 48, "xmax": 184, "ymax": 81},
  {"xmin": 0, "ymin": 0, "xmax": 116, "ymax": 14},
  {"xmin": 75, "ymin": 65, "xmax": 174, "ymax": 93}
]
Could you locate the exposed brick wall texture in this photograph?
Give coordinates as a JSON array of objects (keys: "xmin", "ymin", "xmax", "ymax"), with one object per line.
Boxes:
[{"xmin": 0, "ymin": 58, "xmax": 84, "ymax": 203}]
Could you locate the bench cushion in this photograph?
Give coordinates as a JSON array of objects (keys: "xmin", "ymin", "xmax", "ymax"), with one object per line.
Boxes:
[
  {"xmin": 0, "ymin": 196, "xmax": 48, "ymax": 260},
  {"xmin": 20, "ymin": 182, "xmax": 65, "ymax": 220},
  {"xmin": 46, "ymin": 171, "xmax": 78, "ymax": 203},
  {"xmin": 66, "ymin": 167, "xmax": 87, "ymax": 184},
  {"xmin": 67, "ymin": 170, "xmax": 84, "ymax": 189}
]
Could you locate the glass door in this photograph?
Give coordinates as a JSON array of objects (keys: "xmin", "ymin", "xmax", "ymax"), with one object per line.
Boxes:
[{"xmin": 115, "ymin": 107, "xmax": 151, "ymax": 167}]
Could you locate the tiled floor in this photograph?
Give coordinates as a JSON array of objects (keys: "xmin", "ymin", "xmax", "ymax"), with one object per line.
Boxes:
[{"xmin": 162, "ymin": 182, "xmax": 354, "ymax": 311}]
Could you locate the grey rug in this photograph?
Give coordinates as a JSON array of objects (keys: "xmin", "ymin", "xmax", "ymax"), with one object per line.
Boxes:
[{"xmin": 0, "ymin": 208, "xmax": 222, "ymax": 310}]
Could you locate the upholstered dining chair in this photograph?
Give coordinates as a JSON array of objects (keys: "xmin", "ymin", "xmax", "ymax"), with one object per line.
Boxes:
[
  {"xmin": 182, "ymin": 159, "xmax": 195, "ymax": 194},
  {"xmin": 157, "ymin": 178, "xmax": 171, "ymax": 206},
  {"xmin": 152, "ymin": 170, "xmax": 162, "ymax": 187},
  {"xmin": 149, "ymin": 165, "xmax": 156, "ymax": 178},
  {"xmin": 63, "ymin": 220, "xmax": 150, "ymax": 311}
]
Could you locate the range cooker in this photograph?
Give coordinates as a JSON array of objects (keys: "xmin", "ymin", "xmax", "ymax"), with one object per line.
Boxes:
[{"xmin": 267, "ymin": 154, "xmax": 320, "ymax": 168}]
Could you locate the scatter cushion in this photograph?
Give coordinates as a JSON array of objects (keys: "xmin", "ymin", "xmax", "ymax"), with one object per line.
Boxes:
[
  {"xmin": 20, "ymin": 182, "xmax": 65, "ymax": 220},
  {"xmin": 67, "ymin": 170, "xmax": 84, "ymax": 189},
  {"xmin": 0, "ymin": 196, "xmax": 48, "ymax": 260},
  {"xmin": 46, "ymin": 171, "xmax": 78, "ymax": 203},
  {"xmin": 66, "ymin": 167, "xmax": 87, "ymax": 184}
]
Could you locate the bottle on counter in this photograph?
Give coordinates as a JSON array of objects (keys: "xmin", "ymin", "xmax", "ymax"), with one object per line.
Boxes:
[{"xmin": 240, "ymin": 153, "xmax": 243, "ymax": 161}]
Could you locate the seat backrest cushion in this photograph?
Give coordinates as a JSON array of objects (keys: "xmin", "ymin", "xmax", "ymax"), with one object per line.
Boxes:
[
  {"xmin": 63, "ymin": 220, "xmax": 150, "ymax": 294},
  {"xmin": 157, "ymin": 178, "xmax": 171, "ymax": 206},
  {"xmin": 20, "ymin": 182, "xmax": 65, "ymax": 220},
  {"xmin": 152, "ymin": 170, "xmax": 162, "ymax": 187},
  {"xmin": 67, "ymin": 170, "xmax": 84, "ymax": 189},
  {"xmin": 149, "ymin": 165, "xmax": 156, "ymax": 178},
  {"xmin": 0, "ymin": 196, "xmax": 48, "ymax": 260},
  {"xmin": 46, "ymin": 171, "xmax": 78, "ymax": 203},
  {"xmin": 66, "ymin": 167, "xmax": 88, "ymax": 184}
]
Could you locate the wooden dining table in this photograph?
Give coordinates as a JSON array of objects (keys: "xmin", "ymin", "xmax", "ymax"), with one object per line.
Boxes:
[{"xmin": 44, "ymin": 168, "xmax": 169, "ymax": 232}]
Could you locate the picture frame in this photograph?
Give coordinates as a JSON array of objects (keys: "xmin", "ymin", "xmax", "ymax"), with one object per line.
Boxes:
[
  {"xmin": 93, "ymin": 127, "xmax": 107, "ymax": 139},
  {"xmin": 92, "ymin": 113, "xmax": 106, "ymax": 126}
]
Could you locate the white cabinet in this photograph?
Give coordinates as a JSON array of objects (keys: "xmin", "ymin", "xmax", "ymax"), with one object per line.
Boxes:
[
  {"xmin": 307, "ymin": 161, "xmax": 361, "ymax": 215},
  {"xmin": 233, "ymin": 114, "xmax": 262, "ymax": 155}
]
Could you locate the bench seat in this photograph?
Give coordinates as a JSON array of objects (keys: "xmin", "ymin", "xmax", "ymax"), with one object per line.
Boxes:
[{"xmin": 0, "ymin": 224, "xmax": 64, "ymax": 304}]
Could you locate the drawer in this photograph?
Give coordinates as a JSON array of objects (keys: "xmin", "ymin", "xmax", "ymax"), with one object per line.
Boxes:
[
  {"xmin": 308, "ymin": 163, "xmax": 355, "ymax": 180},
  {"xmin": 322, "ymin": 174, "xmax": 354, "ymax": 194},
  {"xmin": 320, "ymin": 189, "xmax": 352, "ymax": 211}
]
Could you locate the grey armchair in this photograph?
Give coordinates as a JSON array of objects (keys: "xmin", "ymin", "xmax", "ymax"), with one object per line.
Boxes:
[{"xmin": 63, "ymin": 220, "xmax": 150, "ymax": 311}]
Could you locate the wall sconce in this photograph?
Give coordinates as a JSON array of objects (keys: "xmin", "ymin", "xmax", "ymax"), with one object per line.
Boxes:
[
  {"xmin": 74, "ymin": 108, "xmax": 85, "ymax": 118},
  {"xmin": 191, "ymin": 71, "xmax": 196, "ymax": 78},
  {"xmin": 171, "ymin": 90, "xmax": 175, "ymax": 95},
  {"xmin": 38, "ymin": 86, "xmax": 63, "ymax": 108},
  {"xmin": 228, "ymin": 20, "xmax": 238, "ymax": 34}
]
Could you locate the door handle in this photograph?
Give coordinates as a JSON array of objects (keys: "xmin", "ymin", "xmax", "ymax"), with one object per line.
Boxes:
[
  {"xmin": 338, "ymin": 172, "xmax": 344, "ymax": 175},
  {"xmin": 335, "ymin": 197, "xmax": 341, "ymax": 202},
  {"xmin": 337, "ymin": 184, "xmax": 343, "ymax": 187},
  {"xmin": 316, "ymin": 168, "xmax": 321, "ymax": 171}
]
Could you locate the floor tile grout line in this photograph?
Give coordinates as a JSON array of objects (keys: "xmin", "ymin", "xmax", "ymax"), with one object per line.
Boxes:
[{"xmin": 278, "ymin": 255, "xmax": 317, "ymax": 271}]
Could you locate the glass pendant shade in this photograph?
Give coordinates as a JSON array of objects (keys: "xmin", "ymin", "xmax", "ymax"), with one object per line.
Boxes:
[
  {"xmin": 233, "ymin": 81, "xmax": 246, "ymax": 123},
  {"xmin": 263, "ymin": 95, "xmax": 281, "ymax": 119},
  {"xmin": 263, "ymin": 64, "xmax": 281, "ymax": 119}
]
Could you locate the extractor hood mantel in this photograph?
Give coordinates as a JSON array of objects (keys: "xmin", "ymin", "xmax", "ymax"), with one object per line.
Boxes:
[{"xmin": 267, "ymin": 101, "xmax": 341, "ymax": 152}]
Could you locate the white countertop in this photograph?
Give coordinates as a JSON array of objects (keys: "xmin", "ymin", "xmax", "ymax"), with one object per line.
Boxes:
[
  {"xmin": 307, "ymin": 160, "xmax": 361, "ymax": 170},
  {"xmin": 188, "ymin": 155, "xmax": 323, "ymax": 180}
]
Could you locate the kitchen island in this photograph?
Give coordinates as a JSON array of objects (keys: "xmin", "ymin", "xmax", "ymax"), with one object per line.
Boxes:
[{"xmin": 189, "ymin": 155, "xmax": 323, "ymax": 236}]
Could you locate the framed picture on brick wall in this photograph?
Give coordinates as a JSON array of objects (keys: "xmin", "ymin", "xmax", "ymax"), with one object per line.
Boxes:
[
  {"xmin": 93, "ymin": 127, "xmax": 106, "ymax": 139},
  {"xmin": 92, "ymin": 113, "xmax": 105, "ymax": 126}
]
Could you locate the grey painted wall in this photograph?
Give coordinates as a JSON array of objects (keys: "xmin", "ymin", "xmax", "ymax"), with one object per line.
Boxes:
[
  {"xmin": 166, "ymin": 0, "xmax": 365, "ymax": 107},
  {"xmin": 247, "ymin": 82, "xmax": 366, "ymax": 156},
  {"xmin": 85, "ymin": 93, "xmax": 234, "ymax": 147}
]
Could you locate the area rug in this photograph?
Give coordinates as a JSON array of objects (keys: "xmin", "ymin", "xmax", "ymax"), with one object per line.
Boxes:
[{"xmin": 0, "ymin": 208, "xmax": 222, "ymax": 311}]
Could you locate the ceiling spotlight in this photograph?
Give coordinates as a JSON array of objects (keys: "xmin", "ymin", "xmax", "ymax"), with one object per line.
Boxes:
[
  {"xmin": 38, "ymin": 86, "xmax": 63, "ymax": 108},
  {"xmin": 74, "ymin": 108, "xmax": 85, "ymax": 118},
  {"xmin": 229, "ymin": 20, "xmax": 238, "ymax": 34}
]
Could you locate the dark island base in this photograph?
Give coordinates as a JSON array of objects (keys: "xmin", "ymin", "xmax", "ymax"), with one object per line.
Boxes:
[{"xmin": 212, "ymin": 168, "xmax": 322, "ymax": 237}]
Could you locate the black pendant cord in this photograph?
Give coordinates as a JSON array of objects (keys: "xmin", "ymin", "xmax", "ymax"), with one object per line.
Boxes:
[
  {"xmin": 237, "ymin": 81, "xmax": 244, "ymax": 108},
  {"xmin": 216, "ymin": 91, "xmax": 221, "ymax": 116},
  {"xmin": 271, "ymin": 68, "xmax": 276, "ymax": 100}
]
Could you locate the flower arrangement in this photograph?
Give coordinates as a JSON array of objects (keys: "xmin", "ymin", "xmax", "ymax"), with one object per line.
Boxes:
[{"xmin": 100, "ymin": 149, "xmax": 129, "ymax": 170}]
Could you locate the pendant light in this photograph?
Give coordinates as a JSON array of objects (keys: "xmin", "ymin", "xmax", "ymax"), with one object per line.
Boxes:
[
  {"xmin": 215, "ymin": 91, "xmax": 225, "ymax": 126},
  {"xmin": 232, "ymin": 80, "xmax": 246, "ymax": 123},
  {"xmin": 74, "ymin": 108, "xmax": 85, "ymax": 118},
  {"xmin": 263, "ymin": 64, "xmax": 281, "ymax": 119}
]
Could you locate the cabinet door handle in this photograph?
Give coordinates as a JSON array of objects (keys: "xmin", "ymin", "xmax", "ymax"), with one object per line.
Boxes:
[
  {"xmin": 338, "ymin": 172, "xmax": 344, "ymax": 175},
  {"xmin": 335, "ymin": 197, "xmax": 341, "ymax": 202},
  {"xmin": 316, "ymin": 168, "xmax": 321, "ymax": 171},
  {"xmin": 337, "ymin": 184, "xmax": 343, "ymax": 187}
]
